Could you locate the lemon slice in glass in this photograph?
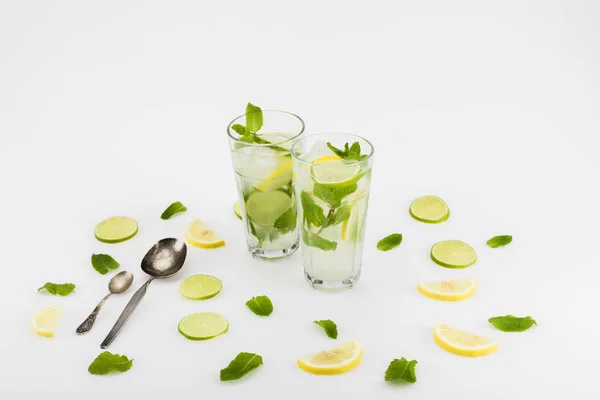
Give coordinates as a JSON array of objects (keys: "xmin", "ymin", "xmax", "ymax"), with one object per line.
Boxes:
[
  {"xmin": 430, "ymin": 240, "xmax": 477, "ymax": 268},
  {"xmin": 297, "ymin": 340, "xmax": 362, "ymax": 375},
  {"xmin": 31, "ymin": 305, "xmax": 64, "ymax": 337},
  {"xmin": 180, "ymin": 274, "xmax": 222, "ymax": 300},
  {"xmin": 185, "ymin": 219, "xmax": 225, "ymax": 248},
  {"xmin": 434, "ymin": 323, "xmax": 498, "ymax": 357},
  {"xmin": 417, "ymin": 278, "xmax": 477, "ymax": 301},
  {"xmin": 409, "ymin": 196, "xmax": 450, "ymax": 223},
  {"xmin": 254, "ymin": 159, "xmax": 293, "ymax": 192},
  {"xmin": 178, "ymin": 312, "xmax": 229, "ymax": 340},
  {"xmin": 341, "ymin": 189, "xmax": 368, "ymax": 241}
]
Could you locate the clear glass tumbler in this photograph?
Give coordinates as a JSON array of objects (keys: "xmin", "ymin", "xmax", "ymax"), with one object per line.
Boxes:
[
  {"xmin": 227, "ymin": 110, "xmax": 305, "ymax": 260},
  {"xmin": 291, "ymin": 133, "xmax": 374, "ymax": 289}
]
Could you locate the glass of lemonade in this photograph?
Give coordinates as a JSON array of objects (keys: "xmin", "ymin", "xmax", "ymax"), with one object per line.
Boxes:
[
  {"xmin": 291, "ymin": 133, "xmax": 374, "ymax": 289},
  {"xmin": 227, "ymin": 109, "xmax": 305, "ymax": 260}
]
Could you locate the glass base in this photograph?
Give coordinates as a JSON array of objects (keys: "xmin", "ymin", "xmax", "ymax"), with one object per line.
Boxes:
[
  {"xmin": 248, "ymin": 240, "xmax": 299, "ymax": 261},
  {"xmin": 304, "ymin": 270, "xmax": 360, "ymax": 291}
]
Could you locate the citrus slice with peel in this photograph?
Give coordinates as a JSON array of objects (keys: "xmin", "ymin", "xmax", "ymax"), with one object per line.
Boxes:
[
  {"xmin": 185, "ymin": 219, "xmax": 225, "ymax": 248},
  {"xmin": 246, "ymin": 191, "xmax": 291, "ymax": 227},
  {"xmin": 434, "ymin": 323, "xmax": 498, "ymax": 357},
  {"xmin": 417, "ymin": 278, "xmax": 477, "ymax": 301},
  {"xmin": 233, "ymin": 202, "xmax": 242, "ymax": 220},
  {"xmin": 431, "ymin": 240, "xmax": 477, "ymax": 268},
  {"xmin": 180, "ymin": 274, "xmax": 222, "ymax": 300},
  {"xmin": 409, "ymin": 196, "xmax": 450, "ymax": 223},
  {"xmin": 311, "ymin": 157, "xmax": 362, "ymax": 188},
  {"xmin": 254, "ymin": 159, "xmax": 293, "ymax": 192},
  {"xmin": 297, "ymin": 340, "xmax": 362, "ymax": 375},
  {"xmin": 178, "ymin": 312, "xmax": 228, "ymax": 340},
  {"xmin": 94, "ymin": 216, "xmax": 138, "ymax": 243},
  {"xmin": 31, "ymin": 305, "xmax": 64, "ymax": 337},
  {"xmin": 341, "ymin": 189, "xmax": 368, "ymax": 241}
]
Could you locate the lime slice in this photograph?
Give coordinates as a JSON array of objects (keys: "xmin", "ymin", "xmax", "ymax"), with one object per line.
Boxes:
[
  {"xmin": 94, "ymin": 216, "xmax": 138, "ymax": 243},
  {"xmin": 430, "ymin": 240, "xmax": 477, "ymax": 268},
  {"xmin": 178, "ymin": 312, "xmax": 229, "ymax": 340},
  {"xmin": 233, "ymin": 202, "xmax": 242, "ymax": 220},
  {"xmin": 409, "ymin": 196, "xmax": 450, "ymax": 223},
  {"xmin": 246, "ymin": 191, "xmax": 291, "ymax": 227},
  {"xmin": 341, "ymin": 189, "xmax": 368, "ymax": 242},
  {"xmin": 311, "ymin": 159, "xmax": 362, "ymax": 188},
  {"xmin": 180, "ymin": 274, "xmax": 222, "ymax": 300}
]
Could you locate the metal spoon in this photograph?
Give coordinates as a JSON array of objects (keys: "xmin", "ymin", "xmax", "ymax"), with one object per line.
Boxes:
[
  {"xmin": 76, "ymin": 271, "xmax": 134, "ymax": 334},
  {"xmin": 100, "ymin": 238, "xmax": 187, "ymax": 349}
]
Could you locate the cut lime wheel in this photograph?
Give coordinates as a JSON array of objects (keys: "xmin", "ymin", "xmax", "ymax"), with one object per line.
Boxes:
[
  {"xmin": 310, "ymin": 158, "xmax": 363, "ymax": 188},
  {"xmin": 233, "ymin": 202, "xmax": 242, "ymax": 220},
  {"xmin": 409, "ymin": 196, "xmax": 449, "ymax": 223},
  {"xmin": 94, "ymin": 216, "xmax": 138, "ymax": 243},
  {"xmin": 246, "ymin": 191, "xmax": 291, "ymax": 227},
  {"xmin": 178, "ymin": 312, "xmax": 228, "ymax": 340},
  {"xmin": 430, "ymin": 240, "xmax": 477, "ymax": 268},
  {"xmin": 180, "ymin": 274, "xmax": 222, "ymax": 300}
]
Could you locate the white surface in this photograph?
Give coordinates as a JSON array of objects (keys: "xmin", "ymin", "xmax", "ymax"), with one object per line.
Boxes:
[{"xmin": 1, "ymin": 1, "xmax": 599, "ymax": 399}]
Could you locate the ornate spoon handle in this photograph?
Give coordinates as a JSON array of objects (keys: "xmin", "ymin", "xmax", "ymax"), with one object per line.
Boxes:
[{"xmin": 76, "ymin": 293, "xmax": 112, "ymax": 334}]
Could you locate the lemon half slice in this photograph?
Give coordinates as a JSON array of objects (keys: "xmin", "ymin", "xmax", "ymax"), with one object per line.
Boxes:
[
  {"xmin": 297, "ymin": 340, "xmax": 362, "ymax": 375},
  {"xmin": 185, "ymin": 219, "xmax": 225, "ymax": 249},
  {"xmin": 434, "ymin": 324, "xmax": 498, "ymax": 357},
  {"xmin": 31, "ymin": 305, "xmax": 64, "ymax": 337},
  {"xmin": 417, "ymin": 278, "xmax": 477, "ymax": 301}
]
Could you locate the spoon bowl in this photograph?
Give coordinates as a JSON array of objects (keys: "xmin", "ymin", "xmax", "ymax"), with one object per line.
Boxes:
[
  {"xmin": 141, "ymin": 238, "xmax": 187, "ymax": 278},
  {"xmin": 109, "ymin": 271, "xmax": 134, "ymax": 294}
]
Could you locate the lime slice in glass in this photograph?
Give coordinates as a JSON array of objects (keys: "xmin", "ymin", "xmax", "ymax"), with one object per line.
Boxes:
[
  {"xmin": 409, "ymin": 196, "xmax": 450, "ymax": 223},
  {"xmin": 246, "ymin": 191, "xmax": 291, "ymax": 227},
  {"xmin": 233, "ymin": 202, "xmax": 242, "ymax": 220},
  {"xmin": 94, "ymin": 216, "xmax": 138, "ymax": 243},
  {"xmin": 178, "ymin": 312, "xmax": 229, "ymax": 340},
  {"xmin": 180, "ymin": 274, "xmax": 222, "ymax": 300},
  {"xmin": 310, "ymin": 158, "xmax": 362, "ymax": 188},
  {"xmin": 430, "ymin": 240, "xmax": 477, "ymax": 268}
]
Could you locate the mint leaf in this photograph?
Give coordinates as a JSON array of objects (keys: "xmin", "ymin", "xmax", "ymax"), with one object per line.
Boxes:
[
  {"xmin": 488, "ymin": 315, "xmax": 536, "ymax": 332},
  {"xmin": 91, "ymin": 254, "xmax": 120, "ymax": 275},
  {"xmin": 384, "ymin": 357, "xmax": 418, "ymax": 383},
  {"xmin": 231, "ymin": 124, "xmax": 247, "ymax": 136},
  {"xmin": 377, "ymin": 233, "xmax": 403, "ymax": 251},
  {"xmin": 326, "ymin": 142, "xmax": 347, "ymax": 158},
  {"xmin": 487, "ymin": 235, "xmax": 512, "ymax": 248},
  {"xmin": 273, "ymin": 208, "xmax": 297, "ymax": 234},
  {"xmin": 246, "ymin": 103, "xmax": 263, "ymax": 132},
  {"xmin": 239, "ymin": 133, "xmax": 270, "ymax": 145},
  {"xmin": 313, "ymin": 183, "xmax": 357, "ymax": 209},
  {"xmin": 160, "ymin": 201, "xmax": 187, "ymax": 220},
  {"xmin": 314, "ymin": 320, "xmax": 338, "ymax": 339},
  {"xmin": 326, "ymin": 141, "xmax": 368, "ymax": 161},
  {"xmin": 246, "ymin": 295, "xmax": 273, "ymax": 316},
  {"xmin": 220, "ymin": 352, "xmax": 263, "ymax": 381},
  {"xmin": 88, "ymin": 351, "xmax": 133, "ymax": 375},
  {"xmin": 322, "ymin": 206, "xmax": 351, "ymax": 228},
  {"xmin": 301, "ymin": 192, "xmax": 326, "ymax": 227},
  {"xmin": 302, "ymin": 228, "xmax": 337, "ymax": 251},
  {"xmin": 38, "ymin": 282, "xmax": 75, "ymax": 296}
]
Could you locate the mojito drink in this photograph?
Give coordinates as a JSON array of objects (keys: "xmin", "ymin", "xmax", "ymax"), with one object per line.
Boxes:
[{"xmin": 291, "ymin": 133, "xmax": 373, "ymax": 289}]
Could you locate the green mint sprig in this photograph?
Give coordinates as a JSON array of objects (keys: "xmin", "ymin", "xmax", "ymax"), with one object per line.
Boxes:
[
  {"xmin": 91, "ymin": 254, "xmax": 120, "ymax": 275},
  {"xmin": 160, "ymin": 201, "xmax": 187, "ymax": 220},
  {"xmin": 246, "ymin": 295, "xmax": 274, "ymax": 316},
  {"xmin": 88, "ymin": 351, "xmax": 133, "ymax": 375},
  {"xmin": 38, "ymin": 282, "xmax": 75, "ymax": 296},
  {"xmin": 384, "ymin": 357, "xmax": 418, "ymax": 383},
  {"xmin": 220, "ymin": 352, "xmax": 263, "ymax": 381},
  {"xmin": 487, "ymin": 235, "xmax": 512, "ymax": 248},
  {"xmin": 377, "ymin": 234, "xmax": 403, "ymax": 251},
  {"xmin": 232, "ymin": 103, "xmax": 287, "ymax": 152},
  {"xmin": 327, "ymin": 141, "xmax": 368, "ymax": 161},
  {"xmin": 302, "ymin": 227, "xmax": 337, "ymax": 251},
  {"xmin": 314, "ymin": 319, "xmax": 338, "ymax": 339},
  {"xmin": 488, "ymin": 315, "xmax": 536, "ymax": 332}
]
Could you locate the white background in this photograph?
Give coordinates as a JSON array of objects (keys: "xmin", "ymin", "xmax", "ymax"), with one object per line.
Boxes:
[{"xmin": 1, "ymin": 1, "xmax": 599, "ymax": 399}]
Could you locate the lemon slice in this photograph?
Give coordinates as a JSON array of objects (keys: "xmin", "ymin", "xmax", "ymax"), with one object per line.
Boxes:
[
  {"xmin": 31, "ymin": 305, "xmax": 64, "ymax": 337},
  {"xmin": 178, "ymin": 312, "xmax": 229, "ymax": 340},
  {"xmin": 311, "ymin": 157, "xmax": 362, "ymax": 188},
  {"xmin": 409, "ymin": 196, "xmax": 450, "ymax": 223},
  {"xmin": 180, "ymin": 274, "xmax": 222, "ymax": 300},
  {"xmin": 417, "ymin": 278, "xmax": 477, "ymax": 301},
  {"xmin": 434, "ymin": 324, "xmax": 498, "ymax": 357},
  {"xmin": 185, "ymin": 219, "xmax": 225, "ymax": 249},
  {"xmin": 297, "ymin": 340, "xmax": 362, "ymax": 375},
  {"xmin": 94, "ymin": 216, "xmax": 138, "ymax": 243},
  {"xmin": 233, "ymin": 202, "xmax": 242, "ymax": 220},
  {"xmin": 254, "ymin": 159, "xmax": 293, "ymax": 192},
  {"xmin": 430, "ymin": 240, "xmax": 477, "ymax": 268},
  {"xmin": 341, "ymin": 189, "xmax": 368, "ymax": 241}
]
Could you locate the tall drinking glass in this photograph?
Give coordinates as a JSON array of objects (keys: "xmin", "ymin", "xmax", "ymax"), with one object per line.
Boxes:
[
  {"xmin": 227, "ymin": 110, "xmax": 305, "ymax": 260},
  {"xmin": 291, "ymin": 133, "xmax": 374, "ymax": 289}
]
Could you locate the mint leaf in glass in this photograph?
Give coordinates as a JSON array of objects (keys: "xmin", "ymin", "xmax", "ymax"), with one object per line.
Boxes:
[
  {"xmin": 220, "ymin": 352, "xmax": 263, "ymax": 381},
  {"xmin": 91, "ymin": 254, "xmax": 120, "ymax": 275},
  {"xmin": 88, "ymin": 351, "xmax": 133, "ymax": 375},
  {"xmin": 314, "ymin": 319, "xmax": 338, "ymax": 339},
  {"xmin": 246, "ymin": 102, "xmax": 263, "ymax": 132},
  {"xmin": 302, "ymin": 228, "xmax": 337, "ymax": 251},
  {"xmin": 486, "ymin": 235, "xmax": 512, "ymax": 248},
  {"xmin": 488, "ymin": 315, "xmax": 536, "ymax": 332},
  {"xmin": 384, "ymin": 357, "xmax": 418, "ymax": 383},
  {"xmin": 246, "ymin": 295, "xmax": 273, "ymax": 316},
  {"xmin": 326, "ymin": 141, "xmax": 368, "ymax": 161},
  {"xmin": 273, "ymin": 208, "xmax": 297, "ymax": 234},
  {"xmin": 231, "ymin": 124, "xmax": 247, "ymax": 136},
  {"xmin": 38, "ymin": 282, "xmax": 75, "ymax": 296},
  {"xmin": 313, "ymin": 183, "xmax": 357, "ymax": 209},
  {"xmin": 377, "ymin": 233, "xmax": 403, "ymax": 251},
  {"xmin": 322, "ymin": 206, "xmax": 351, "ymax": 228},
  {"xmin": 301, "ymin": 192, "xmax": 326, "ymax": 227},
  {"xmin": 160, "ymin": 201, "xmax": 187, "ymax": 220}
]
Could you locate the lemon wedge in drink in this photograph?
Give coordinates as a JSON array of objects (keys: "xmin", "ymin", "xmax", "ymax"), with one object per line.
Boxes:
[
  {"xmin": 31, "ymin": 305, "xmax": 64, "ymax": 337},
  {"xmin": 254, "ymin": 159, "xmax": 293, "ymax": 192},
  {"xmin": 185, "ymin": 219, "xmax": 225, "ymax": 249},
  {"xmin": 417, "ymin": 278, "xmax": 477, "ymax": 301},
  {"xmin": 341, "ymin": 189, "xmax": 368, "ymax": 241},
  {"xmin": 434, "ymin": 324, "xmax": 498, "ymax": 357},
  {"xmin": 297, "ymin": 340, "xmax": 362, "ymax": 375}
]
